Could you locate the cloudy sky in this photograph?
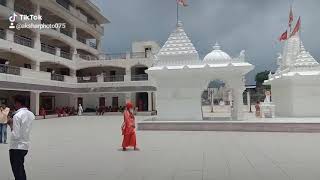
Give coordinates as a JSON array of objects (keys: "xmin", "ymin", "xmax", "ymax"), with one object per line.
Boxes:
[{"xmin": 92, "ymin": 0, "xmax": 320, "ymax": 84}]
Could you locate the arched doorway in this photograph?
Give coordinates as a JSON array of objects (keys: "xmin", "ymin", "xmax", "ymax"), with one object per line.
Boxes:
[{"xmin": 201, "ymin": 79, "xmax": 233, "ymax": 120}]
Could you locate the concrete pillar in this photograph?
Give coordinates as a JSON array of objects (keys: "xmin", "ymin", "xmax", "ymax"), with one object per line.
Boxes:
[
  {"xmin": 31, "ymin": 61, "xmax": 40, "ymax": 71},
  {"xmin": 33, "ymin": 31, "xmax": 41, "ymax": 50},
  {"xmin": 69, "ymin": 94, "xmax": 78, "ymax": 108},
  {"xmin": 148, "ymin": 92, "xmax": 152, "ymax": 111},
  {"xmin": 125, "ymin": 92, "xmax": 132, "ymax": 103},
  {"xmin": 5, "ymin": 30, "xmax": 14, "ymax": 41},
  {"xmin": 56, "ymin": 47, "xmax": 61, "ymax": 56},
  {"xmin": 124, "ymin": 67, "xmax": 131, "ymax": 82},
  {"xmin": 71, "ymin": 47, "xmax": 78, "ymax": 60},
  {"xmin": 30, "ymin": 91, "xmax": 40, "ymax": 115},
  {"xmin": 7, "ymin": 0, "xmax": 15, "ymax": 9},
  {"xmin": 70, "ymin": 69, "xmax": 76, "ymax": 77},
  {"xmin": 152, "ymin": 92, "xmax": 156, "ymax": 111},
  {"xmin": 230, "ymin": 78, "xmax": 245, "ymax": 120},
  {"xmin": 72, "ymin": 26, "xmax": 77, "ymax": 39},
  {"xmin": 96, "ymin": 38, "xmax": 102, "ymax": 50},
  {"xmin": 247, "ymin": 90, "xmax": 251, "ymax": 112}
]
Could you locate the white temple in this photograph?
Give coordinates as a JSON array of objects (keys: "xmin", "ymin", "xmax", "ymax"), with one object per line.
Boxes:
[
  {"xmin": 265, "ymin": 33, "xmax": 320, "ymax": 117},
  {"xmin": 146, "ymin": 22, "xmax": 254, "ymax": 121}
]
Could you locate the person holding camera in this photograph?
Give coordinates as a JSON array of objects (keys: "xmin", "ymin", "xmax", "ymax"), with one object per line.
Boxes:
[{"xmin": 7, "ymin": 96, "xmax": 35, "ymax": 180}]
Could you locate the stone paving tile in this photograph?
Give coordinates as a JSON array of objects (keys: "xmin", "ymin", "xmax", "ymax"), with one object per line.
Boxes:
[{"xmin": 1, "ymin": 116, "xmax": 320, "ymax": 180}]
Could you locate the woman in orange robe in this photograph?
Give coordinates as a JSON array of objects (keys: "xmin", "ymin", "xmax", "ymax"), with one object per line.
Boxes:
[{"xmin": 121, "ymin": 102, "xmax": 138, "ymax": 151}]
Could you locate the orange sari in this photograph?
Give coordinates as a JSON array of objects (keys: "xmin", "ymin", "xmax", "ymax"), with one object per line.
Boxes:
[{"xmin": 121, "ymin": 110, "xmax": 136, "ymax": 148}]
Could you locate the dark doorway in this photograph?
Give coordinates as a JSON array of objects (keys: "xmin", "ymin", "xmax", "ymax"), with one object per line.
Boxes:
[
  {"xmin": 112, "ymin": 97, "xmax": 118, "ymax": 109},
  {"xmin": 136, "ymin": 92, "xmax": 148, "ymax": 111},
  {"xmin": 99, "ymin": 97, "xmax": 105, "ymax": 107},
  {"xmin": 77, "ymin": 97, "xmax": 83, "ymax": 106}
]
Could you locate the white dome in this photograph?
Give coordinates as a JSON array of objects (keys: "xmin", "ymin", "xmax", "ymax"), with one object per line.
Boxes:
[{"xmin": 203, "ymin": 43, "xmax": 231, "ymax": 62}]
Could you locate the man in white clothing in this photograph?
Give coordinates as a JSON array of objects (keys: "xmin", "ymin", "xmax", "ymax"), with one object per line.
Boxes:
[{"xmin": 7, "ymin": 95, "xmax": 35, "ymax": 180}]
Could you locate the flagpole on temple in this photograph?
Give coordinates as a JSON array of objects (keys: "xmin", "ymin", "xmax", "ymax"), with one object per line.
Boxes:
[{"xmin": 176, "ymin": 0, "xmax": 179, "ymax": 25}]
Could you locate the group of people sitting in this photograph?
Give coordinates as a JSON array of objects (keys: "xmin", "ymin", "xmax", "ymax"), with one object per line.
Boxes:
[
  {"xmin": 95, "ymin": 106, "xmax": 125, "ymax": 115},
  {"xmin": 54, "ymin": 106, "xmax": 77, "ymax": 118}
]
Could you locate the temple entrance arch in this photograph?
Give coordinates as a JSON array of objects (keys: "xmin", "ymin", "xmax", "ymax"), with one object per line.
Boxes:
[{"xmin": 201, "ymin": 79, "xmax": 232, "ymax": 120}]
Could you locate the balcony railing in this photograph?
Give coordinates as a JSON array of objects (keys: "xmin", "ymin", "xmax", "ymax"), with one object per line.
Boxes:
[
  {"xmin": 60, "ymin": 28, "xmax": 72, "ymax": 37},
  {"xmin": 14, "ymin": 34, "xmax": 32, "ymax": 47},
  {"xmin": 60, "ymin": 50, "xmax": 71, "ymax": 60},
  {"xmin": 104, "ymin": 75, "xmax": 124, "ymax": 82},
  {"xmin": 77, "ymin": 76, "xmax": 98, "ymax": 83},
  {"xmin": 103, "ymin": 53, "xmax": 127, "ymax": 60},
  {"xmin": 89, "ymin": 42, "xmax": 97, "ymax": 49},
  {"xmin": 130, "ymin": 52, "xmax": 150, "ymax": 59},
  {"xmin": 131, "ymin": 74, "xmax": 148, "ymax": 81},
  {"xmin": 0, "ymin": 64, "xmax": 20, "ymax": 75},
  {"xmin": 78, "ymin": 54, "xmax": 97, "ymax": 61},
  {"xmin": 0, "ymin": 0, "xmax": 6, "ymax": 6},
  {"xmin": 51, "ymin": 73, "xmax": 64, "ymax": 81},
  {"xmin": 0, "ymin": 29, "xmax": 5, "ymax": 39},
  {"xmin": 41, "ymin": 43, "xmax": 56, "ymax": 55},
  {"xmin": 77, "ymin": 36, "xmax": 86, "ymax": 44}
]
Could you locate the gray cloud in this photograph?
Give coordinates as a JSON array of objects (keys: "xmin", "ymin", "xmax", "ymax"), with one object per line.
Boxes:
[{"xmin": 92, "ymin": 0, "xmax": 320, "ymax": 84}]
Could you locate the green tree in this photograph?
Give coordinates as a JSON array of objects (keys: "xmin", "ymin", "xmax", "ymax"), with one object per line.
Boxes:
[{"xmin": 255, "ymin": 70, "xmax": 270, "ymax": 86}]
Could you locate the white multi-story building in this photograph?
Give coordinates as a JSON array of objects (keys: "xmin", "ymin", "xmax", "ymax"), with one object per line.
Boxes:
[{"xmin": 0, "ymin": 0, "xmax": 160, "ymax": 115}]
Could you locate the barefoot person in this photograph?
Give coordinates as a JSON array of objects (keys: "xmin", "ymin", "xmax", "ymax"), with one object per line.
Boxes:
[
  {"xmin": 0, "ymin": 104, "xmax": 10, "ymax": 144},
  {"xmin": 7, "ymin": 96, "xmax": 35, "ymax": 180},
  {"xmin": 121, "ymin": 102, "xmax": 139, "ymax": 151}
]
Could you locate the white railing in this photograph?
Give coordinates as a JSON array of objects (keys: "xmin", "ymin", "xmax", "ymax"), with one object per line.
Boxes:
[
  {"xmin": 104, "ymin": 75, "xmax": 125, "ymax": 82},
  {"xmin": 131, "ymin": 74, "xmax": 148, "ymax": 81},
  {"xmin": 0, "ymin": 64, "xmax": 20, "ymax": 75}
]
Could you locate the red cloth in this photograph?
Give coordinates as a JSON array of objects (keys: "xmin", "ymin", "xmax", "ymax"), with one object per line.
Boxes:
[
  {"xmin": 289, "ymin": 6, "xmax": 293, "ymax": 28},
  {"xmin": 279, "ymin": 30, "xmax": 288, "ymax": 41},
  {"xmin": 290, "ymin": 16, "xmax": 301, "ymax": 37},
  {"xmin": 121, "ymin": 110, "xmax": 136, "ymax": 148}
]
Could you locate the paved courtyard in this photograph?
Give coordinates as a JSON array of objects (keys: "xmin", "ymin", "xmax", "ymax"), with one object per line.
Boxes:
[{"xmin": 1, "ymin": 116, "xmax": 320, "ymax": 180}]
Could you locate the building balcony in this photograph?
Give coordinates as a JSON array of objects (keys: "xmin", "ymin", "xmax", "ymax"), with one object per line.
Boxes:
[
  {"xmin": 0, "ymin": 64, "xmax": 21, "ymax": 76},
  {"xmin": 51, "ymin": 73, "xmax": 65, "ymax": 81},
  {"xmin": 60, "ymin": 28, "xmax": 72, "ymax": 38},
  {"xmin": 0, "ymin": 29, "xmax": 5, "ymax": 39},
  {"xmin": 77, "ymin": 76, "xmax": 98, "ymax": 83},
  {"xmin": 89, "ymin": 42, "xmax": 97, "ymax": 49},
  {"xmin": 60, "ymin": 50, "xmax": 72, "ymax": 60},
  {"xmin": 78, "ymin": 54, "xmax": 97, "ymax": 61},
  {"xmin": 77, "ymin": 36, "xmax": 86, "ymax": 44},
  {"xmin": 104, "ymin": 75, "xmax": 124, "ymax": 82},
  {"xmin": 41, "ymin": 43, "xmax": 56, "ymax": 55},
  {"xmin": 14, "ymin": 34, "xmax": 32, "ymax": 48},
  {"xmin": 131, "ymin": 74, "xmax": 148, "ymax": 81}
]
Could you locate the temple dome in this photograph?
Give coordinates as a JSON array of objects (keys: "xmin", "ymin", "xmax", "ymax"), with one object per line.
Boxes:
[
  {"xmin": 156, "ymin": 21, "xmax": 200, "ymax": 66},
  {"xmin": 203, "ymin": 43, "xmax": 232, "ymax": 62}
]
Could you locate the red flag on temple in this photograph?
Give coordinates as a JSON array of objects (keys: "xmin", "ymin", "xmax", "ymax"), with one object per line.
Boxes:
[
  {"xmin": 289, "ymin": 6, "xmax": 294, "ymax": 28},
  {"xmin": 290, "ymin": 16, "xmax": 301, "ymax": 37},
  {"xmin": 177, "ymin": 0, "xmax": 188, "ymax": 7},
  {"xmin": 279, "ymin": 30, "xmax": 288, "ymax": 41}
]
